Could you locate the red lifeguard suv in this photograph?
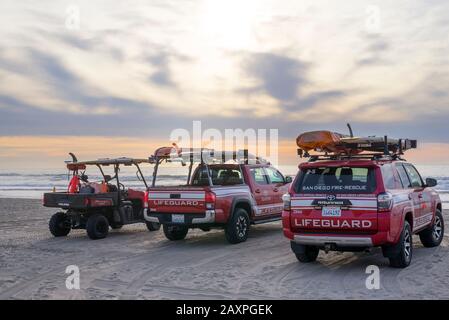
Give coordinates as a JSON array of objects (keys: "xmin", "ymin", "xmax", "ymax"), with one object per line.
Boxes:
[{"xmin": 282, "ymin": 127, "xmax": 443, "ymax": 268}]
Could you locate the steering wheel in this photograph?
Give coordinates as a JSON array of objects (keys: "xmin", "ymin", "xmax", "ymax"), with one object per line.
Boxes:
[{"xmin": 119, "ymin": 182, "xmax": 126, "ymax": 192}]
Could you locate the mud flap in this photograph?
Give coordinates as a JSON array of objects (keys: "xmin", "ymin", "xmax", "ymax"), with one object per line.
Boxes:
[
  {"xmin": 113, "ymin": 209, "xmax": 122, "ymax": 223},
  {"xmin": 291, "ymin": 241, "xmax": 306, "ymax": 254},
  {"xmin": 381, "ymin": 244, "xmax": 400, "ymax": 258}
]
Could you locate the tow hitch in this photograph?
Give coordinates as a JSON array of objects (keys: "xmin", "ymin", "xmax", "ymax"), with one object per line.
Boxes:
[{"xmin": 324, "ymin": 243, "xmax": 333, "ymax": 253}]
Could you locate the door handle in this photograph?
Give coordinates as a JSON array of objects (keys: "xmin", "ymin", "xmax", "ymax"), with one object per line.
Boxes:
[
  {"xmin": 255, "ymin": 189, "xmax": 261, "ymax": 193},
  {"xmin": 273, "ymin": 188, "xmax": 279, "ymax": 192},
  {"xmin": 418, "ymin": 193, "xmax": 423, "ymax": 199}
]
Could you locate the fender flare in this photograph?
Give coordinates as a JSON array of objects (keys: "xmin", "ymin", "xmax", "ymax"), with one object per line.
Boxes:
[{"xmin": 230, "ymin": 197, "xmax": 253, "ymax": 220}]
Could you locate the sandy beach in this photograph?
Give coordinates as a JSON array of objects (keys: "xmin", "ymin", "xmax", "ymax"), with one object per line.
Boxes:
[{"xmin": 1, "ymin": 198, "xmax": 448, "ymax": 300}]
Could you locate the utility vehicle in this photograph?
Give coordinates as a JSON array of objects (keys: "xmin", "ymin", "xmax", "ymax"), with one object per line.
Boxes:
[{"xmin": 43, "ymin": 154, "xmax": 160, "ymax": 239}]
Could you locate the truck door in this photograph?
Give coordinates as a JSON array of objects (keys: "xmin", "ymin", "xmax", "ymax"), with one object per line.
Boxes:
[
  {"xmin": 264, "ymin": 166, "xmax": 289, "ymax": 216},
  {"xmin": 403, "ymin": 163, "xmax": 432, "ymax": 230},
  {"xmin": 248, "ymin": 167, "xmax": 273, "ymax": 217}
]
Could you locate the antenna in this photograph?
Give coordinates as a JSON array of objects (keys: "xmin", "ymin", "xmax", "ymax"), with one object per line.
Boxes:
[
  {"xmin": 69, "ymin": 152, "xmax": 78, "ymax": 163},
  {"xmin": 347, "ymin": 123, "xmax": 354, "ymax": 138},
  {"xmin": 383, "ymin": 136, "xmax": 388, "ymax": 155}
]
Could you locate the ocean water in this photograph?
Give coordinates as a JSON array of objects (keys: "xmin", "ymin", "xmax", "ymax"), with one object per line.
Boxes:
[{"xmin": 0, "ymin": 164, "xmax": 448, "ymax": 208}]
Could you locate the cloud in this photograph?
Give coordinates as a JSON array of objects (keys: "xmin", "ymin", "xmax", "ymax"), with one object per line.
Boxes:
[
  {"xmin": 356, "ymin": 34, "xmax": 391, "ymax": 66},
  {"xmin": 244, "ymin": 53, "xmax": 308, "ymax": 101},
  {"xmin": 0, "ymin": 0, "xmax": 449, "ymax": 147},
  {"xmin": 147, "ymin": 52, "xmax": 176, "ymax": 87}
]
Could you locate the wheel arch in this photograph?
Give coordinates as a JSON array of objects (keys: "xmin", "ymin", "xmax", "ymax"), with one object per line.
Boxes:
[
  {"xmin": 230, "ymin": 198, "xmax": 252, "ymax": 220},
  {"xmin": 404, "ymin": 211, "xmax": 413, "ymax": 231}
]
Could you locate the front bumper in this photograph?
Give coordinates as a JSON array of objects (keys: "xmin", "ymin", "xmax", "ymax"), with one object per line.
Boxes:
[{"xmin": 143, "ymin": 209, "xmax": 216, "ymax": 225}]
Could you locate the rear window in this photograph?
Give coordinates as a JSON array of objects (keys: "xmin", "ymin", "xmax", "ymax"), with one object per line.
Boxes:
[
  {"xmin": 295, "ymin": 166, "xmax": 376, "ymax": 194},
  {"xmin": 192, "ymin": 166, "xmax": 243, "ymax": 186}
]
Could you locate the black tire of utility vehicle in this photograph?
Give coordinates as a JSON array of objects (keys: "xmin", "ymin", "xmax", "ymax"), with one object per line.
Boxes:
[
  {"xmin": 49, "ymin": 212, "xmax": 71, "ymax": 237},
  {"xmin": 225, "ymin": 208, "xmax": 250, "ymax": 244},
  {"xmin": 419, "ymin": 209, "xmax": 444, "ymax": 247},
  {"xmin": 389, "ymin": 220, "xmax": 413, "ymax": 268},
  {"xmin": 146, "ymin": 221, "xmax": 161, "ymax": 231},
  {"xmin": 295, "ymin": 246, "xmax": 319, "ymax": 263},
  {"xmin": 163, "ymin": 225, "xmax": 188, "ymax": 240},
  {"xmin": 86, "ymin": 214, "xmax": 109, "ymax": 240}
]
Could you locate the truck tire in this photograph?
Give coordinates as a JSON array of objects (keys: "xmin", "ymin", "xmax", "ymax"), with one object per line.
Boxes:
[
  {"xmin": 163, "ymin": 225, "xmax": 188, "ymax": 240},
  {"xmin": 389, "ymin": 220, "xmax": 412, "ymax": 268},
  {"xmin": 49, "ymin": 212, "xmax": 71, "ymax": 237},
  {"xmin": 419, "ymin": 209, "xmax": 444, "ymax": 247},
  {"xmin": 294, "ymin": 245, "xmax": 319, "ymax": 263},
  {"xmin": 86, "ymin": 214, "xmax": 109, "ymax": 240},
  {"xmin": 225, "ymin": 208, "xmax": 250, "ymax": 244},
  {"xmin": 146, "ymin": 221, "xmax": 161, "ymax": 231}
]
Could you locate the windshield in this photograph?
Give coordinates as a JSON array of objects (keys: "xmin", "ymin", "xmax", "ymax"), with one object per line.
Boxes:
[{"xmin": 295, "ymin": 166, "xmax": 376, "ymax": 194}]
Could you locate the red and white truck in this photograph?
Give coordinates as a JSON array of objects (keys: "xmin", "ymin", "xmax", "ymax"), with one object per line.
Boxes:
[
  {"xmin": 144, "ymin": 147, "xmax": 291, "ymax": 243},
  {"xmin": 282, "ymin": 130, "xmax": 444, "ymax": 268}
]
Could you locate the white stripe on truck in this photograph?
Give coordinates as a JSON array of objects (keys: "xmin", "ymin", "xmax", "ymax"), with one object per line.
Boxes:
[
  {"xmin": 148, "ymin": 192, "xmax": 205, "ymax": 200},
  {"xmin": 291, "ymin": 198, "xmax": 377, "ymax": 208}
]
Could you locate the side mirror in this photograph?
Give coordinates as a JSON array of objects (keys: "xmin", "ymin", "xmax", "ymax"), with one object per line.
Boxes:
[
  {"xmin": 426, "ymin": 178, "xmax": 437, "ymax": 188},
  {"xmin": 285, "ymin": 176, "xmax": 293, "ymax": 184}
]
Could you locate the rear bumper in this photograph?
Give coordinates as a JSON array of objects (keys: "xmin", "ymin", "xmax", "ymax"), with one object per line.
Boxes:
[
  {"xmin": 293, "ymin": 234, "xmax": 373, "ymax": 247},
  {"xmin": 143, "ymin": 209, "xmax": 216, "ymax": 225}
]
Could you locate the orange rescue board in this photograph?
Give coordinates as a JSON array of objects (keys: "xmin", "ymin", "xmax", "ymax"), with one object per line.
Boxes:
[{"xmin": 296, "ymin": 130, "xmax": 349, "ymax": 153}]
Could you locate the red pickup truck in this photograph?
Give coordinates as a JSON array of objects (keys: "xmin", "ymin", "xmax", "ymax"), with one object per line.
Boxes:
[
  {"xmin": 282, "ymin": 156, "xmax": 443, "ymax": 268},
  {"xmin": 143, "ymin": 148, "xmax": 291, "ymax": 243}
]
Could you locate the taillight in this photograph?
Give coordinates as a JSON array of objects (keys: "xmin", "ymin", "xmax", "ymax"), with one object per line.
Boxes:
[
  {"xmin": 144, "ymin": 191, "xmax": 149, "ymax": 208},
  {"xmin": 205, "ymin": 192, "xmax": 216, "ymax": 210},
  {"xmin": 282, "ymin": 193, "xmax": 291, "ymax": 211},
  {"xmin": 377, "ymin": 192, "xmax": 393, "ymax": 212}
]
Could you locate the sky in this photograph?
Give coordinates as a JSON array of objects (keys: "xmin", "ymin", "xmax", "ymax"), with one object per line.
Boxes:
[{"xmin": 1, "ymin": 0, "xmax": 449, "ymax": 168}]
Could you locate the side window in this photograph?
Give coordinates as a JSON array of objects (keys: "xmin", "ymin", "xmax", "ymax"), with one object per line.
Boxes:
[
  {"xmin": 395, "ymin": 164, "xmax": 411, "ymax": 188},
  {"xmin": 380, "ymin": 164, "xmax": 396, "ymax": 190},
  {"xmin": 265, "ymin": 167, "xmax": 284, "ymax": 184},
  {"xmin": 404, "ymin": 164, "xmax": 423, "ymax": 188},
  {"xmin": 250, "ymin": 167, "xmax": 268, "ymax": 185}
]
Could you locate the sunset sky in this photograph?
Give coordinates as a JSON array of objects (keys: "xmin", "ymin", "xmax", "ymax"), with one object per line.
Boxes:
[{"xmin": 1, "ymin": 0, "xmax": 449, "ymax": 168}]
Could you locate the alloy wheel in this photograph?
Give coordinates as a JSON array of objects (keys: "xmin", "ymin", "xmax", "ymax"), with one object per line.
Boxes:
[
  {"xmin": 433, "ymin": 216, "xmax": 443, "ymax": 240},
  {"xmin": 236, "ymin": 216, "xmax": 248, "ymax": 238},
  {"xmin": 404, "ymin": 228, "xmax": 411, "ymax": 258}
]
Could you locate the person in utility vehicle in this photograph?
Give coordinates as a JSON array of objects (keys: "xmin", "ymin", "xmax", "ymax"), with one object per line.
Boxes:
[
  {"xmin": 144, "ymin": 145, "xmax": 292, "ymax": 244},
  {"xmin": 282, "ymin": 127, "xmax": 443, "ymax": 268}
]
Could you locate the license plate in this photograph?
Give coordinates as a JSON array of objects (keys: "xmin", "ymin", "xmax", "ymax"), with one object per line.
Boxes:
[
  {"xmin": 322, "ymin": 207, "xmax": 341, "ymax": 217},
  {"xmin": 172, "ymin": 214, "xmax": 185, "ymax": 223}
]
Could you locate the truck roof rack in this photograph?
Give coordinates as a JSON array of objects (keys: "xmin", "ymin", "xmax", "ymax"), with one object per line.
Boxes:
[{"xmin": 149, "ymin": 144, "xmax": 269, "ymax": 165}]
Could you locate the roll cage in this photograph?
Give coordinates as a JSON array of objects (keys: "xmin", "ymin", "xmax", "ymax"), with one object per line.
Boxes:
[{"xmin": 65, "ymin": 153, "xmax": 151, "ymax": 202}]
